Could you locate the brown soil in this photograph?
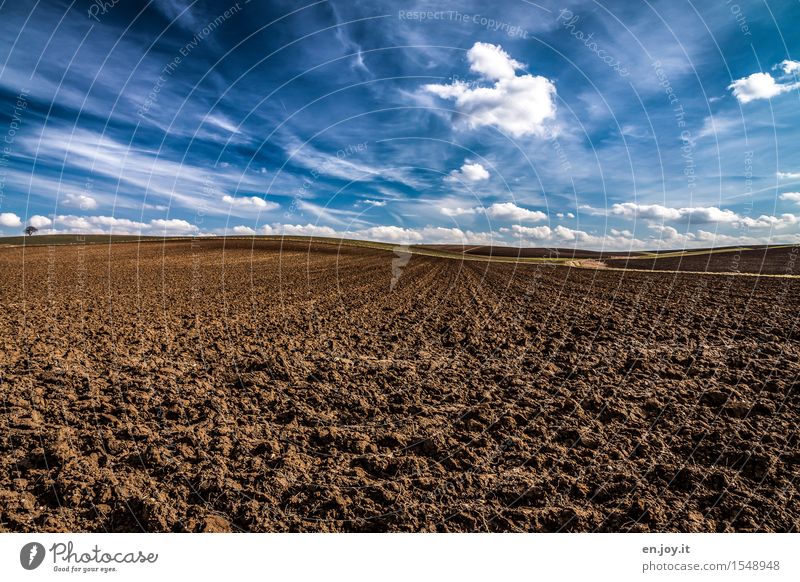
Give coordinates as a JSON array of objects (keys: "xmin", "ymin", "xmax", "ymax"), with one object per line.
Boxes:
[
  {"xmin": 1, "ymin": 239, "xmax": 798, "ymax": 532},
  {"xmin": 605, "ymin": 246, "xmax": 800, "ymax": 275},
  {"xmin": 422, "ymin": 244, "xmax": 623, "ymax": 259}
]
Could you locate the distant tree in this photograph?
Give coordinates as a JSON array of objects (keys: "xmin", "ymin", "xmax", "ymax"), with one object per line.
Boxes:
[{"xmin": 24, "ymin": 225, "xmax": 38, "ymax": 236}]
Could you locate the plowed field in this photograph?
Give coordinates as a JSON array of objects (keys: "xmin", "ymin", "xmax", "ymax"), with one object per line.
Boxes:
[{"xmin": 1, "ymin": 239, "xmax": 798, "ymax": 532}]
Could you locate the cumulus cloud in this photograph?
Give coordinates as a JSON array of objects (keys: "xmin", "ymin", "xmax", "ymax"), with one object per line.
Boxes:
[
  {"xmin": 552, "ymin": 225, "xmax": 592, "ymax": 243},
  {"xmin": 651, "ymin": 225, "xmax": 695, "ymax": 244},
  {"xmin": 423, "ymin": 42, "xmax": 557, "ymax": 137},
  {"xmin": 356, "ymin": 225, "xmax": 423, "ymax": 243},
  {"xmin": 0, "ymin": 212, "xmax": 22, "ymax": 228},
  {"xmin": 778, "ymin": 60, "xmax": 800, "ymax": 74},
  {"xmin": 444, "ymin": 162, "xmax": 490, "ymax": 183},
  {"xmin": 737, "ymin": 213, "xmax": 800, "ymax": 229},
  {"xmin": 484, "ymin": 202, "xmax": 546, "ymax": 222},
  {"xmin": 728, "ymin": 71, "xmax": 800, "ymax": 104},
  {"xmin": 440, "ymin": 206, "xmax": 477, "ymax": 217},
  {"xmin": 149, "ymin": 218, "xmax": 199, "ymax": 235},
  {"xmin": 780, "ymin": 192, "xmax": 800, "ymax": 204},
  {"xmin": 261, "ymin": 223, "xmax": 338, "ymax": 237},
  {"xmin": 510, "ymin": 224, "xmax": 551, "ymax": 240},
  {"xmin": 510, "ymin": 223, "xmax": 647, "ymax": 249},
  {"xmin": 230, "ymin": 225, "xmax": 256, "ymax": 235},
  {"xmin": 63, "ymin": 192, "xmax": 99, "ymax": 210},
  {"xmin": 610, "ymin": 202, "xmax": 738, "ymax": 223},
  {"xmin": 610, "ymin": 202, "xmax": 679, "ymax": 220},
  {"xmin": 778, "ymin": 172, "xmax": 800, "ymax": 180},
  {"xmin": 355, "ymin": 225, "xmax": 496, "ymax": 245},
  {"xmin": 222, "ymin": 195, "xmax": 278, "ymax": 210},
  {"xmin": 28, "ymin": 214, "xmax": 200, "ymax": 235},
  {"xmin": 29, "ymin": 215, "xmax": 53, "ymax": 228},
  {"xmin": 253, "ymin": 223, "xmax": 498, "ymax": 245},
  {"xmin": 416, "ymin": 226, "xmax": 496, "ymax": 245},
  {"xmin": 681, "ymin": 207, "xmax": 740, "ymax": 223},
  {"xmin": 692, "ymin": 230, "xmax": 792, "ymax": 247},
  {"xmin": 467, "ymin": 42, "xmax": 524, "ymax": 80}
]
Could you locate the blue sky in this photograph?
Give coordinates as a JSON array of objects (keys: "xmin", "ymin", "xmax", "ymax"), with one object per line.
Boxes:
[{"xmin": 0, "ymin": 0, "xmax": 799, "ymax": 249}]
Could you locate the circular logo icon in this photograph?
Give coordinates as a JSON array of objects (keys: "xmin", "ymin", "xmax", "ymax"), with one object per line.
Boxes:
[{"xmin": 20, "ymin": 542, "xmax": 46, "ymax": 570}]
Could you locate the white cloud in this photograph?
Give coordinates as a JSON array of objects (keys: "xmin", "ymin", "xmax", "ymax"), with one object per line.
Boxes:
[
  {"xmin": 610, "ymin": 202, "xmax": 680, "ymax": 220},
  {"xmin": 778, "ymin": 172, "xmax": 800, "ymax": 180},
  {"xmin": 553, "ymin": 225, "xmax": 588, "ymax": 242},
  {"xmin": 510, "ymin": 224, "xmax": 551, "ymax": 240},
  {"xmin": 261, "ymin": 223, "xmax": 338, "ymax": 237},
  {"xmin": 509, "ymin": 223, "xmax": 649, "ymax": 249},
  {"xmin": 778, "ymin": 60, "xmax": 800, "ymax": 74},
  {"xmin": 467, "ymin": 42, "xmax": 525, "ymax": 80},
  {"xmin": 651, "ymin": 225, "xmax": 695, "ymax": 244},
  {"xmin": 484, "ymin": 202, "xmax": 546, "ymax": 222},
  {"xmin": 692, "ymin": 230, "xmax": 800, "ymax": 247},
  {"xmin": 620, "ymin": 124, "xmax": 650, "ymax": 139},
  {"xmin": 281, "ymin": 135, "xmax": 420, "ymax": 190},
  {"xmin": 362, "ymin": 199, "xmax": 386, "ymax": 207},
  {"xmin": 351, "ymin": 225, "xmax": 497, "ymax": 245},
  {"xmin": 577, "ymin": 204, "xmax": 607, "ymax": 216},
  {"xmin": 683, "ymin": 207, "xmax": 740, "ymax": 223},
  {"xmin": 424, "ymin": 42, "xmax": 557, "ymax": 137},
  {"xmin": 29, "ymin": 215, "xmax": 53, "ymax": 228},
  {"xmin": 0, "ymin": 212, "xmax": 22, "ymax": 228},
  {"xmin": 737, "ymin": 213, "xmax": 800, "ymax": 229},
  {"xmin": 695, "ymin": 115, "xmax": 739, "ymax": 141},
  {"xmin": 28, "ymin": 214, "xmax": 200, "ymax": 236},
  {"xmin": 356, "ymin": 225, "xmax": 423, "ymax": 243},
  {"xmin": 18, "ymin": 127, "xmax": 274, "ymax": 218},
  {"xmin": 222, "ymin": 195, "xmax": 278, "ymax": 210},
  {"xmin": 728, "ymin": 71, "xmax": 800, "ymax": 104},
  {"xmin": 444, "ymin": 162, "xmax": 490, "ymax": 183},
  {"xmin": 610, "ymin": 202, "xmax": 738, "ymax": 223},
  {"xmin": 63, "ymin": 192, "xmax": 99, "ymax": 210},
  {"xmin": 204, "ymin": 114, "xmax": 240, "ymax": 135},
  {"xmin": 230, "ymin": 225, "xmax": 256, "ymax": 235},
  {"xmin": 780, "ymin": 192, "xmax": 800, "ymax": 204},
  {"xmin": 149, "ymin": 218, "xmax": 199, "ymax": 235},
  {"xmin": 441, "ymin": 206, "xmax": 477, "ymax": 217}
]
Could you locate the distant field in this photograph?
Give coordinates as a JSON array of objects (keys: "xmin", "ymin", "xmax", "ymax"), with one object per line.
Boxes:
[
  {"xmin": 605, "ymin": 245, "xmax": 800, "ymax": 275},
  {"xmin": 2, "ymin": 234, "xmax": 798, "ymax": 275},
  {"xmin": 420, "ymin": 244, "xmax": 622, "ymax": 259},
  {"xmin": 0, "ymin": 234, "xmax": 168, "ymax": 246}
]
